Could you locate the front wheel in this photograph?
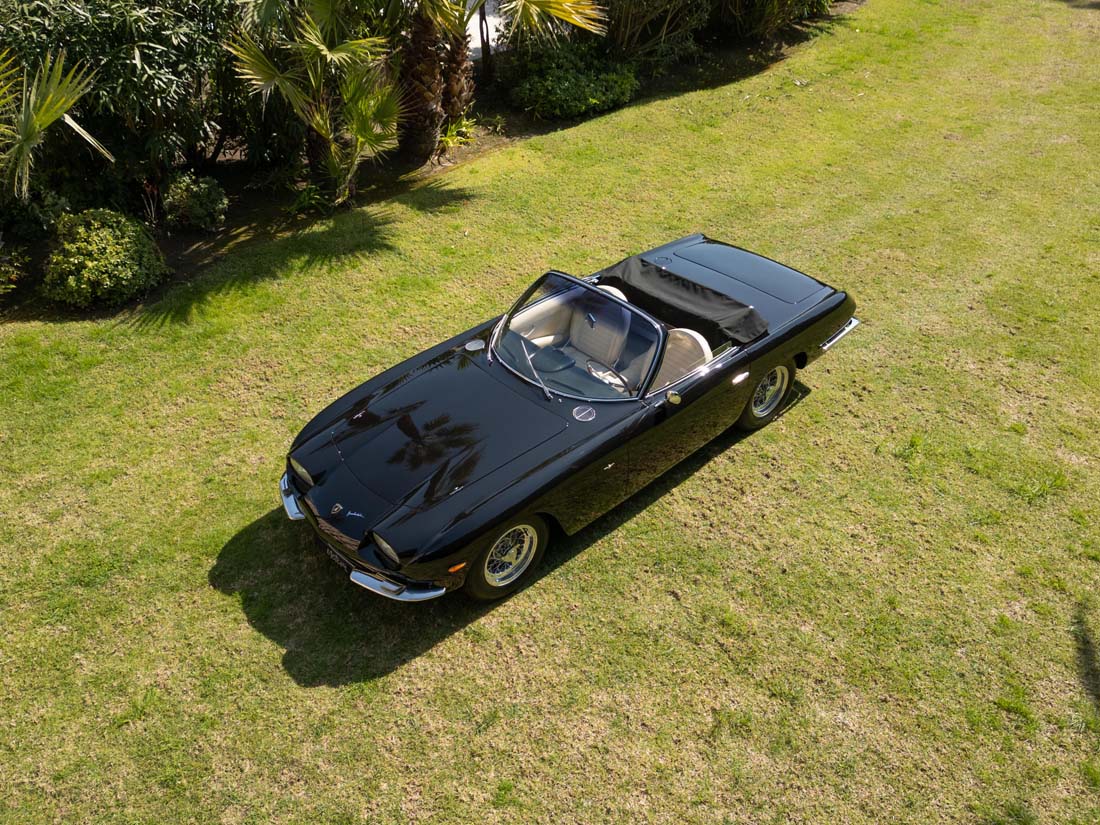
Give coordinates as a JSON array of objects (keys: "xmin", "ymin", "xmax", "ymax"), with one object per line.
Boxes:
[
  {"xmin": 464, "ymin": 516, "xmax": 549, "ymax": 601},
  {"xmin": 736, "ymin": 360, "xmax": 795, "ymax": 431}
]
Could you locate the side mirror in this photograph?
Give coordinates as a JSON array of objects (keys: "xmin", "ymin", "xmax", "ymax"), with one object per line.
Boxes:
[{"xmin": 665, "ymin": 390, "xmax": 682, "ymax": 406}]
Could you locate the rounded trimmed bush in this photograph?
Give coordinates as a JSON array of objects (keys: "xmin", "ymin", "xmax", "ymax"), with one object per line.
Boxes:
[
  {"xmin": 163, "ymin": 172, "xmax": 228, "ymax": 232},
  {"xmin": 508, "ymin": 44, "xmax": 639, "ymax": 120},
  {"xmin": 42, "ymin": 209, "xmax": 168, "ymax": 307}
]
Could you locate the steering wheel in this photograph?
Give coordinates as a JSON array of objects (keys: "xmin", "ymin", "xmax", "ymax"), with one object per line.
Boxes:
[{"xmin": 586, "ymin": 358, "xmax": 631, "ymax": 394}]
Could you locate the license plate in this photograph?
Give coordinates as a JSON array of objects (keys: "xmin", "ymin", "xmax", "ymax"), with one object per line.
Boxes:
[{"xmin": 323, "ymin": 543, "xmax": 350, "ymax": 572}]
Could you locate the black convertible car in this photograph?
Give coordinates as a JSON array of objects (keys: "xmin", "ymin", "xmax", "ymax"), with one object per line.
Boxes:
[{"xmin": 280, "ymin": 235, "xmax": 859, "ymax": 601}]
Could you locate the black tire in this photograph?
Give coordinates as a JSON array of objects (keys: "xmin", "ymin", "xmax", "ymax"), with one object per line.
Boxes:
[
  {"xmin": 736, "ymin": 359, "xmax": 796, "ymax": 431},
  {"xmin": 463, "ymin": 515, "xmax": 550, "ymax": 601}
]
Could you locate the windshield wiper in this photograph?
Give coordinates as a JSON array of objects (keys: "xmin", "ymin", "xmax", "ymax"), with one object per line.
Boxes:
[{"xmin": 519, "ymin": 338, "xmax": 553, "ymax": 401}]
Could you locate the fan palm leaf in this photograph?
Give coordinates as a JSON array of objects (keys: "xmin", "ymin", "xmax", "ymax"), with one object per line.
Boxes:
[
  {"xmin": 230, "ymin": 4, "xmax": 402, "ymax": 205},
  {"xmin": 2, "ymin": 51, "xmax": 113, "ymax": 201},
  {"xmin": 227, "ymin": 31, "xmax": 310, "ymax": 116},
  {"xmin": 498, "ymin": 0, "xmax": 608, "ymax": 36},
  {"xmin": 293, "ymin": 14, "xmax": 387, "ymax": 68}
]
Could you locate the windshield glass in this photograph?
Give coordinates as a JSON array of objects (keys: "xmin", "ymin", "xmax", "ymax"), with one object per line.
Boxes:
[{"xmin": 494, "ymin": 273, "xmax": 663, "ymax": 401}]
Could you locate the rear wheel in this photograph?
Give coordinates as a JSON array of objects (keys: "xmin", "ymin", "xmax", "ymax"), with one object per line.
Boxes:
[
  {"xmin": 464, "ymin": 515, "xmax": 549, "ymax": 601},
  {"xmin": 736, "ymin": 360, "xmax": 795, "ymax": 431}
]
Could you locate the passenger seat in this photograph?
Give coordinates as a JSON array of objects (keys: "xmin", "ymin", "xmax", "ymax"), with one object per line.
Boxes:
[{"xmin": 651, "ymin": 328, "xmax": 712, "ymax": 389}]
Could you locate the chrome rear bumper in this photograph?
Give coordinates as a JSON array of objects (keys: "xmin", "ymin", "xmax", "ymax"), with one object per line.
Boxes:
[
  {"xmin": 821, "ymin": 316, "xmax": 860, "ymax": 352},
  {"xmin": 280, "ymin": 472, "xmax": 305, "ymax": 520},
  {"xmin": 349, "ymin": 569, "xmax": 447, "ymax": 602}
]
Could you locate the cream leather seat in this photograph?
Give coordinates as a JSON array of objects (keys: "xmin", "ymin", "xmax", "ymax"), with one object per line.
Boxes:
[
  {"xmin": 597, "ymin": 285, "xmax": 628, "ymax": 303},
  {"xmin": 560, "ymin": 292, "xmax": 630, "ymax": 368},
  {"xmin": 651, "ymin": 328, "xmax": 712, "ymax": 389}
]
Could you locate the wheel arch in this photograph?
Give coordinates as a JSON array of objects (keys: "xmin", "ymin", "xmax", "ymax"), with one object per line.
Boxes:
[{"xmin": 535, "ymin": 510, "xmax": 568, "ymax": 539}]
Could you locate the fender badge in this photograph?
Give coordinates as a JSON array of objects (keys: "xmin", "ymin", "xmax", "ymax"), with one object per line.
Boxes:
[{"xmin": 330, "ymin": 503, "xmax": 343, "ymax": 516}]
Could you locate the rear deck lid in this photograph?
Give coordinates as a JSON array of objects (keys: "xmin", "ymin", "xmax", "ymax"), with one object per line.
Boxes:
[{"xmin": 673, "ymin": 240, "xmax": 825, "ymax": 304}]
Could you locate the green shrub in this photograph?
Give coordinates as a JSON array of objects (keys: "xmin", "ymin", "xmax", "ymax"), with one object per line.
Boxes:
[
  {"xmin": 508, "ymin": 44, "xmax": 640, "ymax": 120},
  {"xmin": 0, "ymin": 188, "xmax": 71, "ymax": 243},
  {"xmin": 163, "ymin": 172, "xmax": 228, "ymax": 232},
  {"xmin": 715, "ymin": 0, "xmax": 832, "ymax": 39},
  {"xmin": 42, "ymin": 210, "xmax": 168, "ymax": 307},
  {"xmin": 0, "ymin": 243, "xmax": 30, "ymax": 296},
  {"xmin": 605, "ymin": 0, "xmax": 711, "ymax": 69},
  {"xmin": 1, "ymin": 0, "xmax": 241, "ymax": 188}
]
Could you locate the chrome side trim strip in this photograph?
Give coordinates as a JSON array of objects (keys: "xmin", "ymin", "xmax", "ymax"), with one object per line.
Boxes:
[
  {"xmin": 821, "ymin": 316, "xmax": 860, "ymax": 352},
  {"xmin": 280, "ymin": 472, "xmax": 305, "ymax": 521},
  {"xmin": 349, "ymin": 570, "xmax": 447, "ymax": 602}
]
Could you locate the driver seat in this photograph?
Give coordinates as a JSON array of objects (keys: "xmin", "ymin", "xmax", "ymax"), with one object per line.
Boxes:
[{"xmin": 560, "ymin": 293, "xmax": 631, "ymax": 368}]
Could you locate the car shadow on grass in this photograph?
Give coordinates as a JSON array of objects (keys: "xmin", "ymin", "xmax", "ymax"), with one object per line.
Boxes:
[{"xmin": 210, "ymin": 383, "xmax": 809, "ymax": 687}]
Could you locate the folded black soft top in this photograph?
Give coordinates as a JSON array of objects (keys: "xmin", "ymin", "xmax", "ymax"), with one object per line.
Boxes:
[{"xmin": 595, "ymin": 254, "xmax": 768, "ymax": 346}]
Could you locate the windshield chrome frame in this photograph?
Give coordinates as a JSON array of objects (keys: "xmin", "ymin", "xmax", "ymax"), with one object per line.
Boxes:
[{"xmin": 489, "ymin": 270, "xmax": 667, "ymax": 403}]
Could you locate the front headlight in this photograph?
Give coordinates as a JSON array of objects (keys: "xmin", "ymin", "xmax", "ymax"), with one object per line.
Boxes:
[
  {"xmin": 372, "ymin": 532, "xmax": 400, "ymax": 566},
  {"xmin": 289, "ymin": 457, "xmax": 314, "ymax": 487}
]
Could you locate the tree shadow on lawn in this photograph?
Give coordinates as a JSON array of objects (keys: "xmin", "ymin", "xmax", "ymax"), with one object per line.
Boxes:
[
  {"xmin": 639, "ymin": 15, "xmax": 846, "ymax": 105},
  {"xmin": 209, "ymin": 383, "xmax": 809, "ymax": 687},
  {"xmin": 0, "ymin": 177, "xmax": 477, "ymax": 329},
  {"xmin": 130, "ymin": 177, "xmax": 478, "ymax": 329},
  {"xmin": 1073, "ymin": 602, "xmax": 1100, "ymax": 715}
]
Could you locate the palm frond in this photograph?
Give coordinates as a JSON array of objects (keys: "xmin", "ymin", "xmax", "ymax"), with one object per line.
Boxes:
[
  {"xmin": 0, "ymin": 49, "xmax": 19, "ymax": 111},
  {"xmin": 341, "ymin": 71, "xmax": 400, "ymax": 153},
  {"xmin": 240, "ymin": 0, "xmax": 290, "ymax": 33},
  {"xmin": 60, "ymin": 113, "xmax": 114, "ymax": 162},
  {"xmin": 417, "ymin": 0, "xmax": 468, "ymax": 32},
  {"xmin": 228, "ymin": 32, "xmax": 310, "ymax": 116},
  {"xmin": 305, "ymin": 0, "xmax": 342, "ymax": 38},
  {"xmin": 500, "ymin": 0, "xmax": 607, "ymax": 36},
  {"xmin": 294, "ymin": 15, "xmax": 387, "ymax": 67},
  {"xmin": 5, "ymin": 52, "xmax": 110, "ymax": 201}
]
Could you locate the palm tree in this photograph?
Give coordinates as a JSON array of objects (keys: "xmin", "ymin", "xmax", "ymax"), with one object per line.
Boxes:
[
  {"xmin": 229, "ymin": 0, "xmax": 402, "ymax": 205},
  {"xmin": 0, "ymin": 50, "xmax": 113, "ymax": 202},
  {"xmin": 397, "ymin": 0, "xmax": 607, "ymax": 163}
]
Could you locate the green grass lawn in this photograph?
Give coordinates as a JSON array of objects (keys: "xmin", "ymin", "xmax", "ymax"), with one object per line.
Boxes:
[{"xmin": 3, "ymin": 0, "xmax": 1099, "ymax": 821}]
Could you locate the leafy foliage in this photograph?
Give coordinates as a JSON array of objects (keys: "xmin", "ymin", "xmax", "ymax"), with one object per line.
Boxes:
[
  {"xmin": 163, "ymin": 173, "xmax": 229, "ymax": 232},
  {"xmin": 0, "ymin": 239, "xmax": 28, "ymax": 295},
  {"xmin": 715, "ymin": 0, "xmax": 831, "ymax": 38},
  {"xmin": 0, "ymin": 49, "xmax": 112, "ymax": 201},
  {"xmin": 230, "ymin": 0, "xmax": 401, "ymax": 205},
  {"xmin": 604, "ymin": 0, "xmax": 711, "ymax": 68},
  {"xmin": 508, "ymin": 42, "xmax": 639, "ymax": 119},
  {"xmin": 42, "ymin": 209, "xmax": 167, "ymax": 307},
  {"xmin": 0, "ymin": 186, "xmax": 71, "ymax": 243},
  {"xmin": 498, "ymin": 0, "xmax": 608, "ymax": 38},
  {"xmin": 0, "ymin": 0, "xmax": 240, "ymax": 183},
  {"xmin": 392, "ymin": 0, "xmax": 607, "ymax": 160}
]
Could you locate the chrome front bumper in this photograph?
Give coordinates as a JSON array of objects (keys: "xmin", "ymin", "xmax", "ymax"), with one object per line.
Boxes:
[
  {"xmin": 280, "ymin": 472, "xmax": 446, "ymax": 602},
  {"xmin": 280, "ymin": 472, "xmax": 305, "ymax": 520},
  {"xmin": 821, "ymin": 316, "xmax": 860, "ymax": 352},
  {"xmin": 349, "ymin": 570, "xmax": 447, "ymax": 602}
]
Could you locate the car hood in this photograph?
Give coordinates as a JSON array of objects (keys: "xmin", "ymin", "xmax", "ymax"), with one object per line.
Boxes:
[{"xmin": 325, "ymin": 349, "xmax": 567, "ymax": 511}]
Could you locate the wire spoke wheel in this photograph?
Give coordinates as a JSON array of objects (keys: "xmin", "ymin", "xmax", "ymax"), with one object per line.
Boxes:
[
  {"xmin": 484, "ymin": 524, "xmax": 539, "ymax": 587},
  {"xmin": 751, "ymin": 365, "xmax": 790, "ymax": 418}
]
